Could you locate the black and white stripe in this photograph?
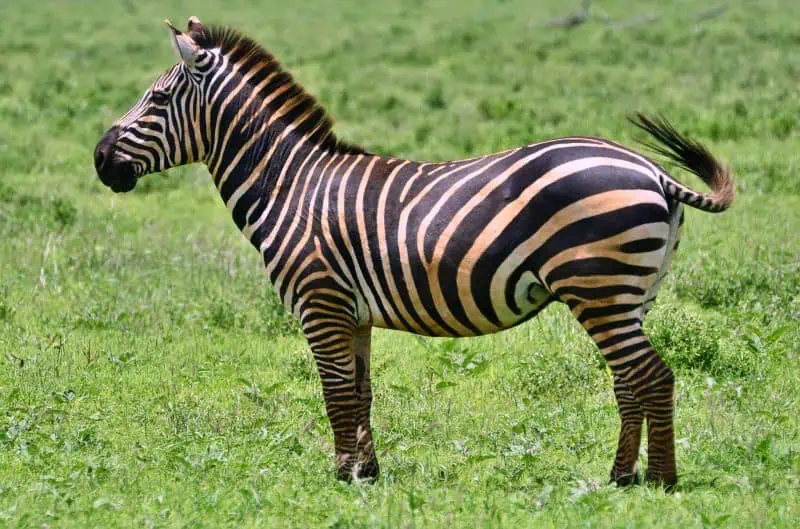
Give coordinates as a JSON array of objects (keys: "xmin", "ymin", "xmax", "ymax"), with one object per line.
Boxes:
[{"xmin": 95, "ymin": 18, "xmax": 735, "ymax": 487}]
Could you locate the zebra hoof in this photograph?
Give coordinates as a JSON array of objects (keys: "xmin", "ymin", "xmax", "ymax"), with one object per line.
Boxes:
[
  {"xmin": 354, "ymin": 456, "xmax": 380, "ymax": 482},
  {"xmin": 336, "ymin": 455, "xmax": 380, "ymax": 483},
  {"xmin": 645, "ymin": 473, "xmax": 678, "ymax": 492},
  {"xmin": 610, "ymin": 469, "xmax": 641, "ymax": 487}
]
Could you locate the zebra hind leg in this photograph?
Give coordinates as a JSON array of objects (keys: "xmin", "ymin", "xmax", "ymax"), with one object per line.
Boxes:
[
  {"xmin": 610, "ymin": 374, "xmax": 644, "ymax": 485},
  {"xmin": 580, "ymin": 310, "xmax": 678, "ymax": 490}
]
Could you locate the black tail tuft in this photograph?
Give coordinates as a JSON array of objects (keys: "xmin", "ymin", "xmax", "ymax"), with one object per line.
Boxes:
[{"xmin": 629, "ymin": 113, "xmax": 734, "ymax": 212}]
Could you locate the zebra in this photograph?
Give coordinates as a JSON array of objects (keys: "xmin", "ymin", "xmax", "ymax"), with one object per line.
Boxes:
[{"xmin": 94, "ymin": 17, "xmax": 734, "ymax": 488}]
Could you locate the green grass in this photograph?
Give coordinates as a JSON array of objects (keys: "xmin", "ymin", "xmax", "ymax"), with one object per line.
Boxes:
[{"xmin": 1, "ymin": 0, "xmax": 799, "ymax": 527}]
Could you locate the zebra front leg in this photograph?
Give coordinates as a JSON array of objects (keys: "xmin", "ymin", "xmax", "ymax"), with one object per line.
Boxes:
[
  {"xmin": 304, "ymin": 322, "xmax": 377, "ymax": 482},
  {"xmin": 352, "ymin": 326, "xmax": 379, "ymax": 480}
]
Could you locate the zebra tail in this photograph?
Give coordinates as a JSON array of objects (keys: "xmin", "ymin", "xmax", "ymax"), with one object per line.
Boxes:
[{"xmin": 629, "ymin": 112, "xmax": 735, "ymax": 213}]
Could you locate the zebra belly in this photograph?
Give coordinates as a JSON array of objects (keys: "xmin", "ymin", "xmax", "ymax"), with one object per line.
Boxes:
[{"xmin": 367, "ymin": 255, "xmax": 554, "ymax": 337}]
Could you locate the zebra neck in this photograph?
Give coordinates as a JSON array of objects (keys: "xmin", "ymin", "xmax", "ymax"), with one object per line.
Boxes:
[{"xmin": 204, "ymin": 127, "xmax": 339, "ymax": 254}]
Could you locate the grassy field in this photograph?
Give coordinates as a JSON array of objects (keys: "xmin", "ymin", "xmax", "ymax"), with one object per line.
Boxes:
[{"xmin": 1, "ymin": 0, "xmax": 799, "ymax": 527}]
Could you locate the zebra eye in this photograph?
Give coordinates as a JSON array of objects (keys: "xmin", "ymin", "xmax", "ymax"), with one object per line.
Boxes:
[{"xmin": 151, "ymin": 90, "xmax": 170, "ymax": 105}]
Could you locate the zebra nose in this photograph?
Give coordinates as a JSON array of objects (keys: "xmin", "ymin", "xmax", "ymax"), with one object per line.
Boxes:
[
  {"xmin": 94, "ymin": 127, "xmax": 120, "ymax": 174},
  {"xmin": 94, "ymin": 145, "xmax": 108, "ymax": 172}
]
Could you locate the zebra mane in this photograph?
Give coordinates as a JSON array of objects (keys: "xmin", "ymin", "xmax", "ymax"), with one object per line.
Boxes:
[{"xmin": 191, "ymin": 25, "xmax": 367, "ymax": 155}]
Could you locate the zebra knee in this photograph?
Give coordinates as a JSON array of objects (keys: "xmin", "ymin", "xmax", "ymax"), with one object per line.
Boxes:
[
  {"xmin": 627, "ymin": 358, "xmax": 674, "ymax": 418},
  {"xmin": 661, "ymin": 364, "xmax": 675, "ymax": 386},
  {"xmin": 649, "ymin": 361, "xmax": 674, "ymax": 394}
]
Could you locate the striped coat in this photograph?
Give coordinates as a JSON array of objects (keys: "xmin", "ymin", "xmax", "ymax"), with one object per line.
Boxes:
[{"xmin": 94, "ymin": 17, "xmax": 734, "ymax": 488}]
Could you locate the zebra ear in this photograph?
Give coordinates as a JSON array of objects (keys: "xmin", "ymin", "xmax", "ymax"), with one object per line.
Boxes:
[
  {"xmin": 186, "ymin": 16, "xmax": 204, "ymax": 34},
  {"xmin": 165, "ymin": 19, "xmax": 200, "ymax": 66}
]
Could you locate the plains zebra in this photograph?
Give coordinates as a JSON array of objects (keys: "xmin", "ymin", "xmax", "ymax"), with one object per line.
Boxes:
[{"xmin": 94, "ymin": 17, "xmax": 734, "ymax": 488}]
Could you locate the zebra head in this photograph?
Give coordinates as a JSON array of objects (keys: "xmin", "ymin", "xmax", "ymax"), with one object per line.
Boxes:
[{"xmin": 94, "ymin": 17, "xmax": 212, "ymax": 192}]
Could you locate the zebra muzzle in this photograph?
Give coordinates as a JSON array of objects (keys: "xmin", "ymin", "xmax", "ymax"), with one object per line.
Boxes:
[{"xmin": 94, "ymin": 128, "xmax": 137, "ymax": 193}]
